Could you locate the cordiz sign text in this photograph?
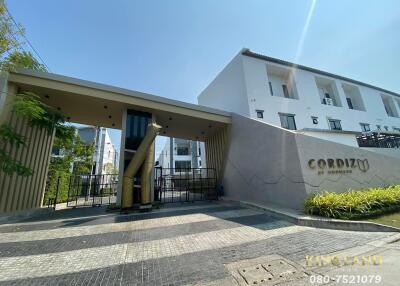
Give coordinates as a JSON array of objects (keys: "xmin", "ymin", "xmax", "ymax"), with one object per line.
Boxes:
[{"xmin": 308, "ymin": 158, "xmax": 369, "ymax": 175}]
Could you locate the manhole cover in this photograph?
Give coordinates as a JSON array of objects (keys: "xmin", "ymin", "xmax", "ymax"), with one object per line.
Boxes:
[
  {"xmin": 225, "ymin": 255, "xmax": 311, "ymax": 285},
  {"xmin": 239, "ymin": 264, "xmax": 273, "ymax": 285}
]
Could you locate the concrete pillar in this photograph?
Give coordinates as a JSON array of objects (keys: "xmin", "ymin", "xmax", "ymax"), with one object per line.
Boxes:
[
  {"xmin": 122, "ymin": 123, "xmax": 161, "ymax": 208},
  {"xmin": 140, "ymin": 141, "xmax": 155, "ymax": 205}
]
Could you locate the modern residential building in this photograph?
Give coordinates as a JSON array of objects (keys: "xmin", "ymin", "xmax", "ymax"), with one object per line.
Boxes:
[
  {"xmin": 77, "ymin": 126, "xmax": 119, "ymax": 175},
  {"xmin": 157, "ymin": 138, "xmax": 206, "ymax": 173},
  {"xmin": 198, "ymin": 49, "xmax": 400, "ymax": 150},
  {"xmin": 2, "ymin": 49, "xmax": 400, "ymax": 215}
]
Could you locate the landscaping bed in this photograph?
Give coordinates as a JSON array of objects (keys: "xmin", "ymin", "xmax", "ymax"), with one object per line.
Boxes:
[
  {"xmin": 304, "ymin": 185, "xmax": 400, "ymax": 220},
  {"xmin": 368, "ymin": 213, "xmax": 400, "ymax": 229}
]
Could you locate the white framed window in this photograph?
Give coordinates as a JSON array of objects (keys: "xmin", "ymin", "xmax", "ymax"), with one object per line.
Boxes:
[
  {"xmin": 328, "ymin": 119, "xmax": 342, "ymax": 130},
  {"xmin": 279, "ymin": 113, "xmax": 296, "ymax": 130},
  {"xmin": 268, "ymin": 81, "xmax": 273, "ymax": 96},
  {"xmin": 360, "ymin": 123, "xmax": 370, "ymax": 132},
  {"xmin": 256, "ymin": 110, "xmax": 264, "ymax": 119},
  {"xmin": 175, "ymin": 160, "xmax": 191, "ymax": 171}
]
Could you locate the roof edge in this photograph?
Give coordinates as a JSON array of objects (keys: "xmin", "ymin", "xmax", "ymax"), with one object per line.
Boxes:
[
  {"xmin": 242, "ymin": 49, "xmax": 400, "ymax": 98},
  {"xmin": 9, "ymin": 68, "xmax": 232, "ymax": 118}
]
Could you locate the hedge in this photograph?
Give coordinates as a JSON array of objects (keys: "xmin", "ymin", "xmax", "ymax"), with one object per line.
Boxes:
[
  {"xmin": 304, "ymin": 185, "xmax": 400, "ymax": 220},
  {"xmin": 43, "ymin": 171, "xmax": 71, "ymax": 206}
]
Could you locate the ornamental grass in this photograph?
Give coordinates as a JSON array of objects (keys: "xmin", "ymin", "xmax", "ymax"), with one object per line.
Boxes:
[{"xmin": 304, "ymin": 185, "xmax": 400, "ymax": 219}]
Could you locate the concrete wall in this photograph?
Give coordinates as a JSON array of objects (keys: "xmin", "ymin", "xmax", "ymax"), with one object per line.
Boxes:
[
  {"xmin": 297, "ymin": 134, "xmax": 400, "ymax": 195},
  {"xmin": 361, "ymin": 148, "xmax": 400, "ymax": 160},
  {"xmin": 222, "ymin": 114, "xmax": 400, "ymax": 210},
  {"xmin": 0, "ymin": 83, "xmax": 55, "ymax": 214},
  {"xmin": 300, "ymin": 131, "xmax": 359, "ymax": 147},
  {"xmin": 222, "ymin": 114, "xmax": 307, "ymax": 210}
]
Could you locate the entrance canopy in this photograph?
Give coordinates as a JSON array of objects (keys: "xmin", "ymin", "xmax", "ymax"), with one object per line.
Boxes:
[{"xmin": 8, "ymin": 69, "xmax": 231, "ymax": 141}]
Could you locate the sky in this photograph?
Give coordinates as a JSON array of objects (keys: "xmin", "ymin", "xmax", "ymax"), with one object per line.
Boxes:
[{"xmin": 7, "ymin": 0, "xmax": 400, "ymax": 158}]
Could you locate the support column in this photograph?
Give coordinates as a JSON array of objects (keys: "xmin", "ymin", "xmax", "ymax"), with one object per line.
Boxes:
[
  {"xmin": 140, "ymin": 141, "xmax": 155, "ymax": 207},
  {"xmin": 122, "ymin": 123, "xmax": 161, "ymax": 208}
]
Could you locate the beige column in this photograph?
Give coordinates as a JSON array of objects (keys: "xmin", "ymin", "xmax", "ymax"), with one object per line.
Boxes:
[
  {"xmin": 122, "ymin": 123, "xmax": 161, "ymax": 208},
  {"xmin": 140, "ymin": 141, "xmax": 155, "ymax": 205}
]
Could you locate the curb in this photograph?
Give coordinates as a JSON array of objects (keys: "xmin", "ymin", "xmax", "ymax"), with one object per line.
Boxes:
[
  {"xmin": 240, "ymin": 201, "xmax": 400, "ymax": 233},
  {"xmin": 0, "ymin": 207, "xmax": 54, "ymax": 224}
]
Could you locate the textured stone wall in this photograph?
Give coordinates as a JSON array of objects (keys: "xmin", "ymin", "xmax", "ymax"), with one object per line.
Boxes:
[{"xmin": 222, "ymin": 114, "xmax": 400, "ymax": 210}]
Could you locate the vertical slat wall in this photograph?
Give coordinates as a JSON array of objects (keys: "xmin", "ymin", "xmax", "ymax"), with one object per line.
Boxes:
[
  {"xmin": 205, "ymin": 127, "xmax": 229, "ymax": 183},
  {"xmin": 0, "ymin": 86, "xmax": 55, "ymax": 214}
]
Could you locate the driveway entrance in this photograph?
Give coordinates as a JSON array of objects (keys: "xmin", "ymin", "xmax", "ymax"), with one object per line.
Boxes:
[{"xmin": 0, "ymin": 201, "xmax": 397, "ymax": 285}]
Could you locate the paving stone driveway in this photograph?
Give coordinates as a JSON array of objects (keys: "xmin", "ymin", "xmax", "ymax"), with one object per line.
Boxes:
[{"xmin": 0, "ymin": 201, "xmax": 396, "ymax": 285}]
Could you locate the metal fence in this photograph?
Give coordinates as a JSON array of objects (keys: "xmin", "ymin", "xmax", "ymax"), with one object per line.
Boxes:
[
  {"xmin": 357, "ymin": 132, "xmax": 400, "ymax": 148},
  {"xmin": 66, "ymin": 174, "xmax": 119, "ymax": 207},
  {"xmin": 154, "ymin": 167, "xmax": 218, "ymax": 203}
]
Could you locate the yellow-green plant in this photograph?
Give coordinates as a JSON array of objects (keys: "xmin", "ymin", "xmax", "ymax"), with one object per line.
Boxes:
[{"xmin": 304, "ymin": 186, "xmax": 400, "ymax": 219}]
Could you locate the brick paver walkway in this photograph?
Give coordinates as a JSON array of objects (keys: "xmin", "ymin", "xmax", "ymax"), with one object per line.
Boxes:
[{"xmin": 0, "ymin": 201, "xmax": 396, "ymax": 285}]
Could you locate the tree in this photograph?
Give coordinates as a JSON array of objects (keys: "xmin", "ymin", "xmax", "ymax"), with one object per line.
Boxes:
[
  {"xmin": 0, "ymin": 0, "xmax": 23, "ymax": 61},
  {"xmin": 1, "ymin": 50, "xmax": 46, "ymax": 72},
  {"xmin": 44, "ymin": 126, "xmax": 94, "ymax": 204},
  {"xmin": 0, "ymin": 1, "xmax": 43, "ymax": 72},
  {"xmin": 0, "ymin": 1, "xmax": 63, "ymax": 176}
]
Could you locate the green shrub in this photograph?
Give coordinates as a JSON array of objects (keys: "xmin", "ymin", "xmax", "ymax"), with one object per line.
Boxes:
[
  {"xmin": 304, "ymin": 185, "xmax": 400, "ymax": 220},
  {"xmin": 43, "ymin": 171, "xmax": 71, "ymax": 205}
]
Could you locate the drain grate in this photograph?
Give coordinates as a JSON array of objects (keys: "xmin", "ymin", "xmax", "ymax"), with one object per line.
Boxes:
[{"xmin": 225, "ymin": 255, "xmax": 311, "ymax": 285}]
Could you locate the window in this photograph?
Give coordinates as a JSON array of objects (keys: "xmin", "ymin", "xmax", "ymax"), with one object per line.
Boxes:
[
  {"xmin": 342, "ymin": 83, "xmax": 365, "ymax": 111},
  {"xmin": 176, "ymin": 146, "xmax": 189, "ymax": 155},
  {"xmin": 377, "ymin": 125, "xmax": 381, "ymax": 130},
  {"xmin": 199, "ymin": 160, "xmax": 202, "ymax": 167},
  {"xmin": 346, "ymin": 98, "xmax": 354, "ymax": 109},
  {"xmin": 384, "ymin": 126, "xmax": 389, "ymax": 131},
  {"xmin": 198, "ymin": 147, "xmax": 201, "ymax": 156},
  {"xmin": 329, "ymin": 119, "xmax": 342, "ymax": 130},
  {"xmin": 360, "ymin": 123, "xmax": 370, "ymax": 132},
  {"xmin": 268, "ymin": 81, "xmax": 273, "ymax": 96},
  {"xmin": 394, "ymin": 127, "xmax": 400, "ymax": 133},
  {"xmin": 175, "ymin": 160, "xmax": 191, "ymax": 171},
  {"xmin": 125, "ymin": 110, "xmax": 152, "ymax": 150},
  {"xmin": 381, "ymin": 95, "xmax": 399, "ymax": 117},
  {"xmin": 315, "ymin": 77, "xmax": 342, "ymax": 107},
  {"xmin": 256, "ymin": 110, "xmax": 264, "ymax": 119},
  {"xmin": 267, "ymin": 65, "xmax": 298, "ymax": 99},
  {"xmin": 279, "ymin": 113, "xmax": 296, "ymax": 130},
  {"xmin": 311, "ymin": 116, "xmax": 318, "ymax": 125},
  {"xmin": 282, "ymin": 85, "xmax": 290, "ymax": 98}
]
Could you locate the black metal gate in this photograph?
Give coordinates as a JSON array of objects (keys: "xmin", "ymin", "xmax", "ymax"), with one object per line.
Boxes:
[
  {"xmin": 154, "ymin": 167, "xmax": 218, "ymax": 203},
  {"xmin": 67, "ymin": 174, "xmax": 118, "ymax": 207}
]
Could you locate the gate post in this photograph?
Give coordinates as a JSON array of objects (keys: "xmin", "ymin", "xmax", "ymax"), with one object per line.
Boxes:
[{"xmin": 54, "ymin": 176, "xmax": 61, "ymax": 210}]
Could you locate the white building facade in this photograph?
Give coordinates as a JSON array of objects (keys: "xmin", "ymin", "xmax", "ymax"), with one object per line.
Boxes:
[
  {"xmin": 198, "ymin": 49, "xmax": 400, "ymax": 149},
  {"xmin": 157, "ymin": 138, "xmax": 206, "ymax": 174},
  {"xmin": 78, "ymin": 126, "xmax": 119, "ymax": 175}
]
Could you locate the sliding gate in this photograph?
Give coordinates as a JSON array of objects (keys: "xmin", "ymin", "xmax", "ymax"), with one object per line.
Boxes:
[{"xmin": 154, "ymin": 167, "xmax": 218, "ymax": 203}]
